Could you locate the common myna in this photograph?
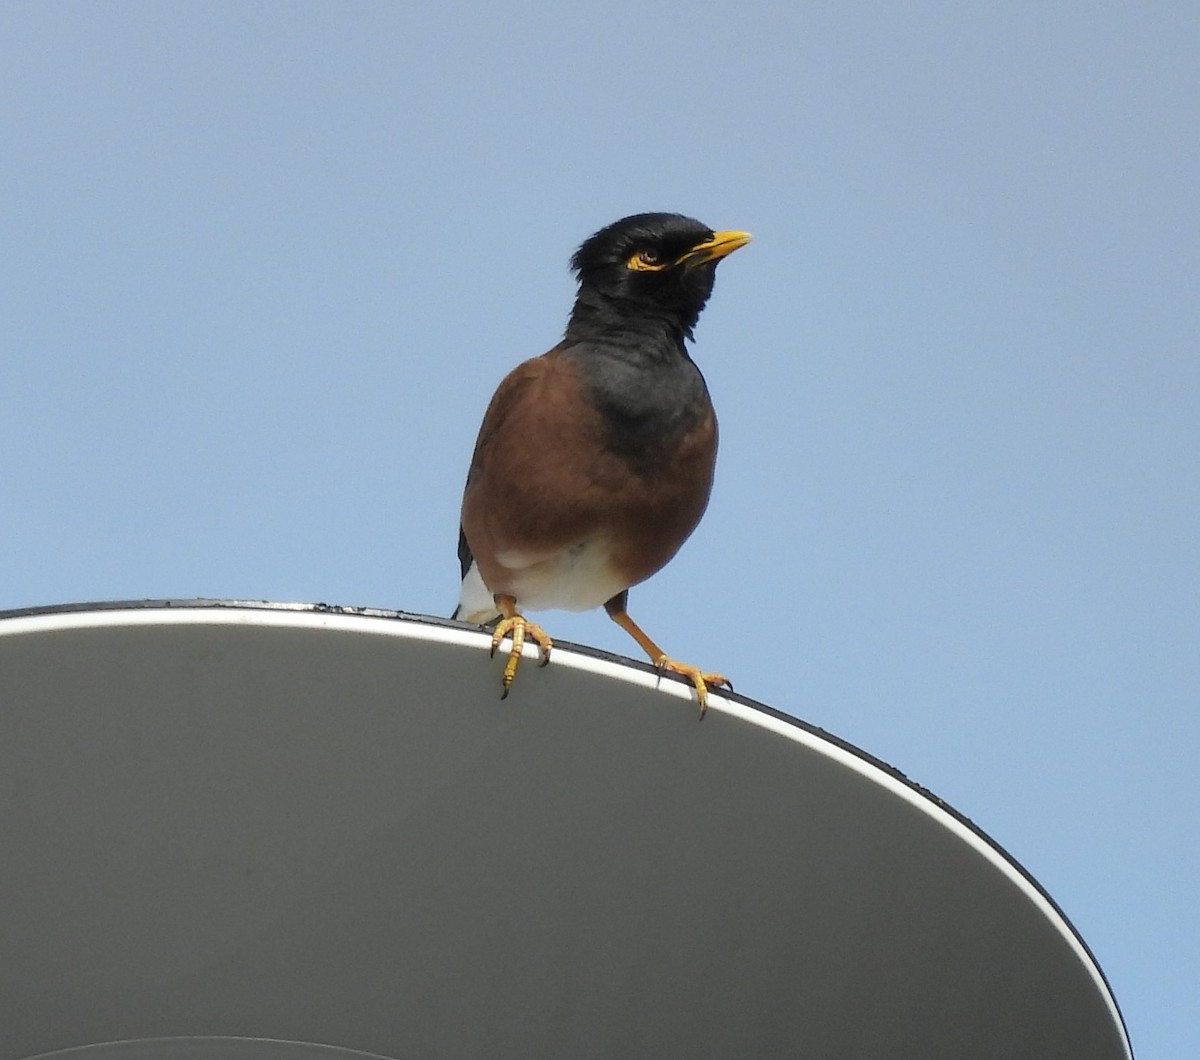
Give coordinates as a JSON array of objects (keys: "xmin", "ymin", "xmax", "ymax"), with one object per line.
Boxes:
[{"xmin": 453, "ymin": 212, "xmax": 750, "ymax": 714}]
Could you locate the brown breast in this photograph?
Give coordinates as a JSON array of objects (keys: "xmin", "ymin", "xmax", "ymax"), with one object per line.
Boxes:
[{"xmin": 460, "ymin": 346, "xmax": 717, "ymax": 602}]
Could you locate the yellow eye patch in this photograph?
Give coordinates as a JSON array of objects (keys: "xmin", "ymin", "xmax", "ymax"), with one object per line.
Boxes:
[{"xmin": 626, "ymin": 247, "xmax": 669, "ymax": 272}]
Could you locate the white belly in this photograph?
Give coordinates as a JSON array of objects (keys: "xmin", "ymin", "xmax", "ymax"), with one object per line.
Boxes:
[{"xmin": 456, "ymin": 537, "xmax": 626, "ymax": 621}]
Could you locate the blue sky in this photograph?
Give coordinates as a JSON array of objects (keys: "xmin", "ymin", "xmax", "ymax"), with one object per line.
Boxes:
[{"xmin": 2, "ymin": 2, "xmax": 1196, "ymax": 1054}]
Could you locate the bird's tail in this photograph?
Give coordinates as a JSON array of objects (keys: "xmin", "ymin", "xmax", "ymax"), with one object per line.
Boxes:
[{"xmin": 452, "ymin": 559, "xmax": 500, "ymax": 625}]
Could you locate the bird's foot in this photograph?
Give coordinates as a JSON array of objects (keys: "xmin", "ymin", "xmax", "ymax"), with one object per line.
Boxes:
[
  {"xmin": 490, "ymin": 614, "xmax": 552, "ymax": 698},
  {"xmin": 654, "ymin": 656, "xmax": 731, "ymax": 718}
]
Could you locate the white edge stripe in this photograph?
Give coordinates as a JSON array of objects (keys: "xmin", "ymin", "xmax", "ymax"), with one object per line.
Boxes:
[{"xmin": 0, "ymin": 605, "xmax": 1129, "ymax": 1055}]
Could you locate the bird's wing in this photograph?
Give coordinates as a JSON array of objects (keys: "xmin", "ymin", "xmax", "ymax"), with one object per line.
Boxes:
[
  {"xmin": 457, "ymin": 354, "xmax": 551, "ymax": 579},
  {"xmin": 454, "ymin": 353, "xmax": 561, "ymax": 619}
]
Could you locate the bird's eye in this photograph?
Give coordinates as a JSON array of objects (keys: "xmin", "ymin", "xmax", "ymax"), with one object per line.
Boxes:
[{"xmin": 627, "ymin": 247, "xmax": 668, "ymax": 272}]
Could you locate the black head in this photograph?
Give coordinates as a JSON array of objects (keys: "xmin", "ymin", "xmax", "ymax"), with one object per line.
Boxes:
[{"xmin": 567, "ymin": 212, "xmax": 751, "ymax": 342}]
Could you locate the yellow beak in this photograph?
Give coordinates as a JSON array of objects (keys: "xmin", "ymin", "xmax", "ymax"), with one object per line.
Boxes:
[{"xmin": 677, "ymin": 230, "xmax": 753, "ymax": 268}]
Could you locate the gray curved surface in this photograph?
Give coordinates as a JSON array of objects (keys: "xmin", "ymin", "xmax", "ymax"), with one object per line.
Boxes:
[
  {"xmin": 26, "ymin": 1038, "xmax": 395, "ymax": 1060},
  {"xmin": 0, "ymin": 601, "xmax": 1130, "ymax": 1060}
]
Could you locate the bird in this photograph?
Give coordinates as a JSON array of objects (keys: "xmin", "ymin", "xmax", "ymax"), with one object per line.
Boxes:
[{"xmin": 452, "ymin": 212, "xmax": 750, "ymax": 715}]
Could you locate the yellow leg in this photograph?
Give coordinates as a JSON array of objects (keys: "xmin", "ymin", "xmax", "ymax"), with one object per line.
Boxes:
[
  {"xmin": 604, "ymin": 594, "xmax": 729, "ymax": 717},
  {"xmin": 489, "ymin": 594, "xmax": 552, "ymax": 699}
]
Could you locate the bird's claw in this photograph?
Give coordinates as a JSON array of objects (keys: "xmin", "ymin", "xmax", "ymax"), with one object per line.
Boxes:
[
  {"xmin": 490, "ymin": 615, "xmax": 552, "ymax": 698},
  {"xmin": 654, "ymin": 656, "xmax": 730, "ymax": 719}
]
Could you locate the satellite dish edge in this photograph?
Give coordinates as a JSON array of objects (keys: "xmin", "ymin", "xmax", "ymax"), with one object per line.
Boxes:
[{"xmin": 0, "ymin": 600, "xmax": 1131, "ymax": 1060}]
